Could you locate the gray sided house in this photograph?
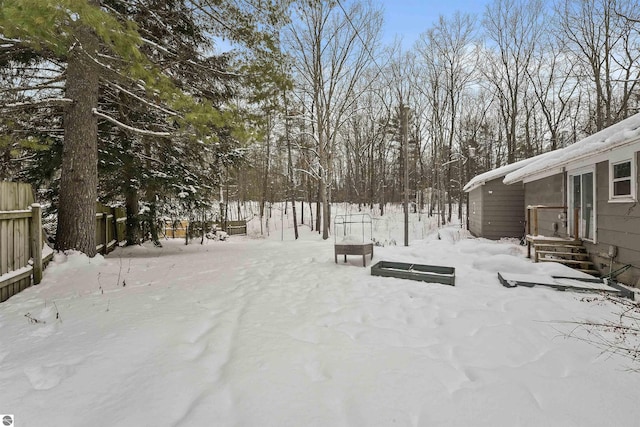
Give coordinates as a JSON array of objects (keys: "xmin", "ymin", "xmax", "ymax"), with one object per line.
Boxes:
[
  {"xmin": 504, "ymin": 113, "xmax": 640, "ymax": 287},
  {"xmin": 463, "ymin": 155, "xmax": 555, "ymax": 240}
]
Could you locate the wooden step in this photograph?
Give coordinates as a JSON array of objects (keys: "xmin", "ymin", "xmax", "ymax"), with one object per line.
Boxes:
[
  {"xmin": 537, "ymin": 251, "xmax": 590, "ymax": 259},
  {"xmin": 534, "ymin": 244, "xmax": 587, "ymax": 251},
  {"xmin": 528, "ymin": 237, "xmax": 582, "ymax": 245},
  {"xmin": 538, "ymin": 258, "xmax": 595, "ymax": 266},
  {"xmin": 530, "ymin": 238, "xmax": 600, "ymax": 276}
]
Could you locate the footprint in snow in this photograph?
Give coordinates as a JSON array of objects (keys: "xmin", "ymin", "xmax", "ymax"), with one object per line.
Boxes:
[
  {"xmin": 30, "ymin": 323, "xmax": 59, "ymax": 338},
  {"xmin": 304, "ymin": 360, "xmax": 331, "ymax": 382},
  {"xmin": 23, "ymin": 364, "xmax": 76, "ymax": 390}
]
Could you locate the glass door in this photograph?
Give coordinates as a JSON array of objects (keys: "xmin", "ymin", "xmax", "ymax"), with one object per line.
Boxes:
[{"xmin": 569, "ymin": 171, "xmax": 595, "ymax": 241}]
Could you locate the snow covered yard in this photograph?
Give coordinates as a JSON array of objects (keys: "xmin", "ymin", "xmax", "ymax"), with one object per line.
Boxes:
[{"xmin": 1, "ymin": 226, "xmax": 640, "ymax": 426}]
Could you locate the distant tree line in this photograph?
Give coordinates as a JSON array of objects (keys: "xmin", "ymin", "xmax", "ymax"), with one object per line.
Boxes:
[
  {"xmin": 2, "ymin": 0, "xmax": 640, "ymax": 251},
  {"xmin": 267, "ymin": 0, "xmax": 640, "ymax": 235}
]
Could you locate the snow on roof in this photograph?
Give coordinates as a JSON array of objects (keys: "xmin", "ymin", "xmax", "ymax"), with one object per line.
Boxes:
[
  {"xmin": 504, "ymin": 113, "xmax": 640, "ymax": 184},
  {"xmin": 463, "ymin": 151, "xmax": 556, "ymax": 192}
]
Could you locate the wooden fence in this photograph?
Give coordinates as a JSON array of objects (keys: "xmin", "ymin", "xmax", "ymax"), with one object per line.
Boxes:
[
  {"xmin": 163, "ymin": 219, "xmax": 247, "ymax": 239},
  {"xmin": 0, "ymin": 182, "xmax": 50, "ymax": 302},
  {"xmin": 96, "ymin": 204, "xmax": 126, "ymax": 254},
  {"xmin": 1, "ymin": 182, "xmax": 127, "ymax": 302},
  {"xmin": 225, "ymin": 220, "xmax": 247, "ymax": 236},
  {"xmin": 163, "ymin": 220, "xmax": 189, "ymax": 239}
]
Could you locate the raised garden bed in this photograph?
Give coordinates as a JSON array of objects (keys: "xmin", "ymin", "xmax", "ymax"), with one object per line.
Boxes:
[
  {"xmin": 334, "ymin": 242, "xmax": 374, "ymax": 267},
  {"xmin": 334, "ymin": 213, "xmax": 374, "ymax": 267},
  {"xmin": 371, "ymin": 261, "xmax": 455, "ymax": 286}
]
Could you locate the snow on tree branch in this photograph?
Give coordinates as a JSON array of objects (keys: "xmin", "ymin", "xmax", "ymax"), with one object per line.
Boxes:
[
  {"xmin": 106, "ymin": 81, "xmax": 178, "ymax": 117},
  {"xmin": 0, "ymin": 98, "xmax": 73, "ymax": 110},
  {"xmin": 0, "ymin": 75, "xmax": 66, "ymax": 94},
  {"xmin": 92, "ymin": 108, "xmax": 171, "ymax": 137}
]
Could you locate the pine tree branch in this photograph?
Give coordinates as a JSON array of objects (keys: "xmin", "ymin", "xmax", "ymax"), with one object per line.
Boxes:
[
  {"xmin": 0, "ymin": 98, "xmax": 73, "ymax": 110},
  {"xmin": 105, "ymin": 81, "xmax": 178, "ymax": 117},
  {"xmin": 0, "ymin": 36, "xmax": 22, "ymax": 44},
  {"xmin": 137, "ymin": 35, "xmax": 242, "ymax": 78},
  {"xmin": 0, "ymin": 75, "xmax": 66, "ymax": 94},
  {"xmin": 92, "ymin": 108, "xmax": 171, "ymax": 137}
]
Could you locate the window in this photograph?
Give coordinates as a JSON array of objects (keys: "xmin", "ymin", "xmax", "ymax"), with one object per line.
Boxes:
[
  {"xmin": 609, "ymin": 156, "xmax": 636, "ymax": 202},
  {"xmin": 613, "ymin": 161, "xmax": 631, "ymax": 196}
]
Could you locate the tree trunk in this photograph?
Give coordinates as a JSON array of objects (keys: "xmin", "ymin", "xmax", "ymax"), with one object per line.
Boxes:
[
  {"xmin": 147, "ymin": 197, "xmax": 161, "ymax": 246},
  {"xmin": 315, "ymin": 182, "xmax": 321, "ymax": 234},
  {"xmin": 260, "ymin": 114, "xmax": 271, "ymax": 235},
  {"xmin": 125, "ymin": 185, "xmax": 139, "ymax": 246},
  {"xmin": 286, "ymin": 135, "xmax": 299, "ymax": 240},
  {"xmin": 458, "ymin": 157, "xmax": 463, "ymax": 225},
  {"xmin": 56, "ymin": 9, "xmax": 99, "ymax": 256},
  {"xmin": 144, "ymin": 138, "xmax": 161, "ymax": 247},
  {"xmin": 284, "ymin": 90, "xmax": 299, "ymax": 240},
  {"xmin": 322, "ymin": 183, "xmax": 330, "ymax": 240}
]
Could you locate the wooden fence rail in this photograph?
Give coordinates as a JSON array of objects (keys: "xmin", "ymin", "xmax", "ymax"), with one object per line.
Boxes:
[
  {"xmin": 163, "ymin": 219, "xmax": 248, "ymax": 239},
  {"xmin": 526, "ymin": 205, "xmax": 579, "ymax": 239},
  {"xmin": 1, "ymin": 182, "xmax": 127, "ymax": 302},
  {"xmin": 525, "ymin": 205, "xmax": 581, "ymax": 259},
  {"xmin": 0, "ymin": 182, "xmax": 52, "ymax": 302},
  {"xmin": 96, "ymin": 204, "xmax": 127, "ymax": 255}
]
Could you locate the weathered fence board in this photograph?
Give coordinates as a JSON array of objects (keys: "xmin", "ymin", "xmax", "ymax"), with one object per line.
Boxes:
[
  {"xmin": 226, "ymin": 220, "xmax": 247, "ymax": 236},
  {"xmin": 0, "ymin": 182, "xmax": 49, "ymax": 303},
  {"xmin": 0, "ymin": 219, "xmax": 8, "ymax": 274},
  {"xmin": 1, "ymin": 183, "xmax": 128, "ymax": 302},
  {"xmin": 164, "ymin": 220, "xmax": 189, "ymax": 238},
  {"xmin": 96, "ymin": 203, "xmax": 127, "ymax": 255}
]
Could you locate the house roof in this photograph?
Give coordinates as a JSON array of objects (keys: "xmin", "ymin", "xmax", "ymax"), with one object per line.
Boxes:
[
  {"xmin": 463, "ymin": 151, "xmax": 556, "ymax": 193},
  {"xmin": 504, "ymin": 112, "xmax": 640, "ymax": 184}
]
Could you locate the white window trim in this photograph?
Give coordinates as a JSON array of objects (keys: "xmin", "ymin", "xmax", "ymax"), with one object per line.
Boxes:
[{"xmin": 608, "ymin": 153, "xmax": 637, "ymax": 203}]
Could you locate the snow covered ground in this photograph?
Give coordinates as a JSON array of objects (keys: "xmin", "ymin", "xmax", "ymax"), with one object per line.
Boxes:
[{"xmin": 1, "ymin": 208, "xmax": 640, "ymax": 426}]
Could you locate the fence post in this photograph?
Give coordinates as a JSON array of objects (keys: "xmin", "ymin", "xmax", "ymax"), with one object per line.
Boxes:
[
  {"xmin": 111, "ymin": 207, "xmax": 119, "ymax": 244},
  {"xmin": 103, "ymin": 213, "xmax": 109, "ymax": 254},
  {"xmin": 31, "ymin": 203, "xmax": 43, "ymax": 285}
]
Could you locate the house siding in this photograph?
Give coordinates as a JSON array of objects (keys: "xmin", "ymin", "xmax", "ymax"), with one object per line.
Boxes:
[
  {"xmin": 470, "ymin": 178, "xmax": 525, "ymax": 240},
  {"xmin": 584, "ymin": 154, "xmax": 640, "ymax": 287},
  {"xmin": 524, "ymin": 173, "xmax": 567, "ymax": 238},
  {"xmin": 468, "ymin": 186, "xmax": 483, "ymax": 237}
]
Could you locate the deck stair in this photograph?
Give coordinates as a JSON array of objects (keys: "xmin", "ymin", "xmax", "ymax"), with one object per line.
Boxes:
[{"xmin": 533, "ymin": 241, "xmax": 600, "ymax": 276}]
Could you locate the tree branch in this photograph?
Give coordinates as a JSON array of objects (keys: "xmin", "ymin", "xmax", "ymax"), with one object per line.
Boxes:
[
  {"xmin": 0, "ymin": 98, "xmax": 72, "ymax": 110},
  {"xmin": 104, "ymin": 80, "xmax": 178, "ymax": 117},
  {"xmin": 92, "ymin": 108, "xmax": 171, "ymax": 137}
]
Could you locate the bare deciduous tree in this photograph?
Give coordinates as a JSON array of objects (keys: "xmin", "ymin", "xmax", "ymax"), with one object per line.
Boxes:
[
  {"xmin": 557, "ymin": 0, "xmax": 640, "ymax": 132},
  {"xmin": 526, "ymin": 33, "xmax": 580, "ymax": 151},
  {"xmin": 285, "ymin": 0, "xmax": 383, "ymax": 239},
  {"xmin": 417, "ymin": 12, "xmax": 478, "ymax": 224},
  {"xmin": 482, "ymin": 0, "xmax": 544, "ymax": 163}
]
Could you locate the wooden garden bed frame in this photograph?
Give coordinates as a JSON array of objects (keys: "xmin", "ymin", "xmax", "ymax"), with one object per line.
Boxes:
[
  {"xmin": 334, "ymin": 213, "xmax": 374, "ymax": 267},
  {"xmin": 371, "ymin": 261, "xmax": 456, "ymax": 286},
  {"xmin": 334, "ymin": 242, "xmax": 374, "ymax": 267}
]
